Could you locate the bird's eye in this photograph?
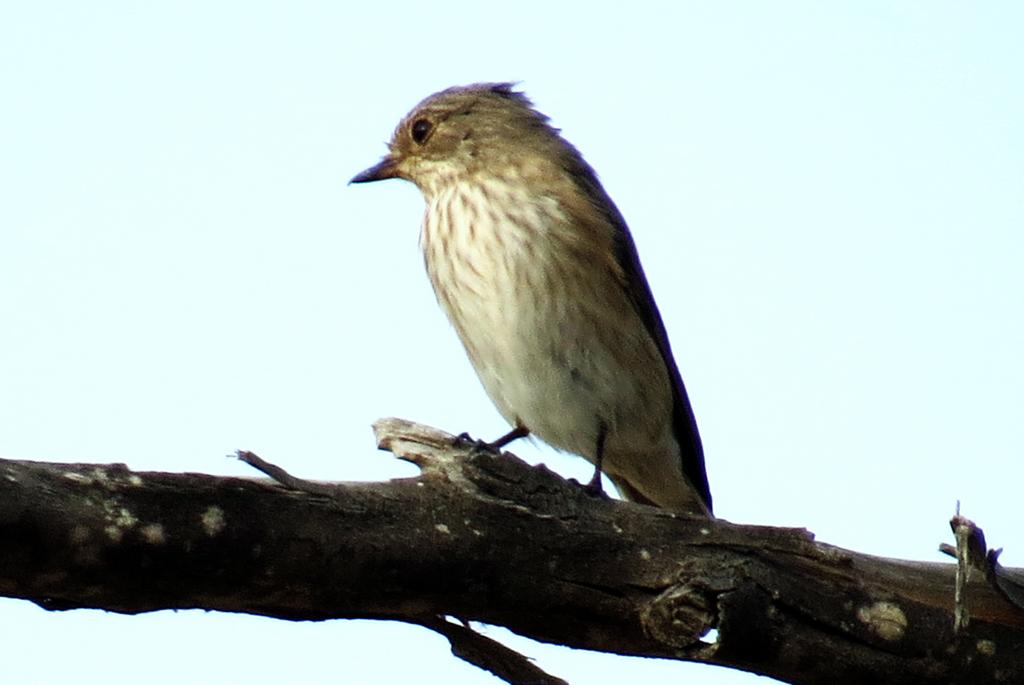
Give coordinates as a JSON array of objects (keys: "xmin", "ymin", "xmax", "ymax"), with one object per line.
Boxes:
[{"xmin": 410, "ymin": 118, "xmax": 433, "ymax": 144}]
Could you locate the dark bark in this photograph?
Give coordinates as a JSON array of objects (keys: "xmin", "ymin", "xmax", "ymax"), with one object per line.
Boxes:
[{"xmin": 0, "ymin": 418, "xmax": 1020, "ymax": 684}]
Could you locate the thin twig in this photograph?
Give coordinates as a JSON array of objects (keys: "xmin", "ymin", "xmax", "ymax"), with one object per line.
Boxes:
[
  {"xmin": 235, "ymin": 450, "xmax": 340, "ymax": 497},
  {"xmin": 941, "ymin": 506, "xmax": 989, "ymax": 633},
  {"xmin": 416, "ymin": 615, "xmax": 568, "ymax": 685}
]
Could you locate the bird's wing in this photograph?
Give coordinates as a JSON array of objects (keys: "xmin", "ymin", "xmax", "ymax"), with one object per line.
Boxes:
[
  {"xmin": 607, "ymin": 217, "xmax": 713, "ymax": 514},
  {"xmin": 556, "ymin": 149, "xmax": 713, "ymax": 514}
]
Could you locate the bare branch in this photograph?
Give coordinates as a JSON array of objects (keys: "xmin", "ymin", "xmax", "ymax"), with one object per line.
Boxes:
[{"xmin": 1, "ymin": 418, "xmax": 1022, "ymax": 684}]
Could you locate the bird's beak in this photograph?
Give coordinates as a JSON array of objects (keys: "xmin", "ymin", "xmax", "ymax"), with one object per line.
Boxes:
[{"xmin": 350, "ymin": 155, "xmax": 400, "ymax": 184}]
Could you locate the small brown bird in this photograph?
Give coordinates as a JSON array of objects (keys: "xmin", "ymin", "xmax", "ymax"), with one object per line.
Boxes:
[{"xmin": 352, "ymin": 83, "xmax": 712, "ymax": 515}]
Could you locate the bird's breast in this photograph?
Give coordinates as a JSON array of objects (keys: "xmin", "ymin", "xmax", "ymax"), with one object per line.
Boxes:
[
  {"xmin": 421, "ymin": 180, "xmax": 558, "ymax": 372},
  {"xmin": 418, "ymin": 179, "xmax": 674, "ymax": 461}
]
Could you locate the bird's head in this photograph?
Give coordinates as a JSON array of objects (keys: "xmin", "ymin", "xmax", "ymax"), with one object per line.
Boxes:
[{"xmin": 351, "ymin": 83, "xmax": 566, "ymax": 197}]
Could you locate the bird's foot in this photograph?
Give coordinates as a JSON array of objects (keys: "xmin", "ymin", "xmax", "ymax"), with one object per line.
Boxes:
[
  {"xmin": 452, "ymin": 432, "xmax": 494, "ymax": 454},
  {"xmin": 488, "ymin": 425, "xmax": 530, "ymax": 450},
  {"xmin": 581, "ymin": 471, "xmax": 609, "ymax": 500},
  {"xmin": 453, "ymin": 425, "xmax": 529, "ymax": 453}
]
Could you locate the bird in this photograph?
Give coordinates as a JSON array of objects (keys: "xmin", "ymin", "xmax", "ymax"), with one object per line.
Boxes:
[{"xmin": 351, "ymin": 83, "xmax": 712, "ymax": 515}]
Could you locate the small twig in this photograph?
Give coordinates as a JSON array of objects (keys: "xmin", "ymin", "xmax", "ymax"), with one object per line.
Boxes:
[
  {"xmin": 940, "ymin": 505, "xmax": 990, "ymax": 633},
  {"xmin": 940, "ymin": 507, "xmax": 1024, "ymax": 628},
  {"xmin": 234, "ymin": 450, "xmax": 340, "ymax": 497},
  {"xmin": 416, "ymin": 615, "xmax": 568, "ymax": 685}
]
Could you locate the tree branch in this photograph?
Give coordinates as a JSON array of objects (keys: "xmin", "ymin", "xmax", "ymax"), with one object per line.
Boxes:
[{"xmin": 0, "ymin": 417, "xmax": 1021, "ymax": 684}]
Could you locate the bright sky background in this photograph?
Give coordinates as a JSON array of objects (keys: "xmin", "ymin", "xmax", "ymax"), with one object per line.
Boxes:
[{"xmin": 2, "ymin": 3, "xmax": 1021, "ymax": 684}]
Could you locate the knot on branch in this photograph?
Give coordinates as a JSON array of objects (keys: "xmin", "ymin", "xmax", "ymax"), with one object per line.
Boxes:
[{"xmin": 641, "ymin": 583, "xmax": 715, "ymax": 649}]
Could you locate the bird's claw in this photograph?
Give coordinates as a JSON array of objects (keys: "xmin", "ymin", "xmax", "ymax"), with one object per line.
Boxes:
[
  {"xmin": 452, "ymin": 432, "xmax": 496, "ymax": 454},
  {"xmin": 578, "ymin": 473, "xmax": 610, "ymax": 500}
]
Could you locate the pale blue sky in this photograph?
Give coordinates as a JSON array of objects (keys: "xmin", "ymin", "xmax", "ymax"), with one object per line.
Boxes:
[{"xmin": 2, "ymin": 3, "xmax": 1021, "ymax": 684}]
